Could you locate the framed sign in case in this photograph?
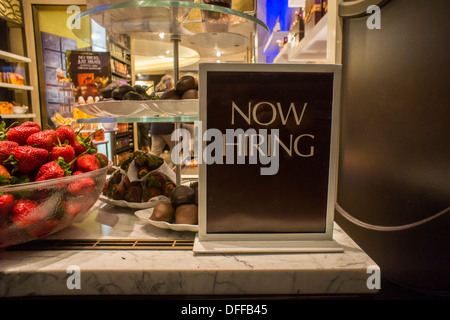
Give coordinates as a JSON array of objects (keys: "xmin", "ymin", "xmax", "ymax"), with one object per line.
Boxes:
[{"xmin": 193, "ymin": 63, "xmax": 343, "ymax": 253}]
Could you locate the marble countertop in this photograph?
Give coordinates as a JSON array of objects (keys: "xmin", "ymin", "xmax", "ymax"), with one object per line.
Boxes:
[{"xmin": 0, "ymin": 201, "xmax": 379, "ymax": 298}]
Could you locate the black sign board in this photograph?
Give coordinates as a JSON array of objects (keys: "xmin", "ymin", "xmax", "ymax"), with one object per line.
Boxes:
[{"xmin": 195, "ymin": 63, "xmax": 342, "ymax": 253}]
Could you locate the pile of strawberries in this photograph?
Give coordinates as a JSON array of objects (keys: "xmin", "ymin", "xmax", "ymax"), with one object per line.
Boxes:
[{"xmin": 0, "ymin": 121, "xmax": 109, "ymax": 243}]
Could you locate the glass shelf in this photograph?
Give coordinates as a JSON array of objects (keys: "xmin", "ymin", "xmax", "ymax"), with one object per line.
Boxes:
[
  {"xmin": 77, "ymin": 115, "xmax": 198, "ymax": 124},
  {"xmin": 76, "ymin": 99, "xmax": 198, "ymax": 118},
  {"xmin": 71, "ymin": 0, "xmax": 269, "ymax": 58}
]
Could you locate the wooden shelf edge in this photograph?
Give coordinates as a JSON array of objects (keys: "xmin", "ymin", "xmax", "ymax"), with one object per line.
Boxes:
[
  {"xmin": 0, "ymin": 50, "xmax": 32, "ymax": 63},
  {"xmin": 1, "ymin": 113, "xmax": 36, "ymax": 119},
  {"xmin": 0, "ymin": 83, "xmax": 34, "ymax": 90}
]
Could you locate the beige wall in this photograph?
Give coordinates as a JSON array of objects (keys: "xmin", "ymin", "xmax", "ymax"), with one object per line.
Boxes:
[{"xmin": 22, "ymin": 0, "xmax": 87, "ymax": 127}]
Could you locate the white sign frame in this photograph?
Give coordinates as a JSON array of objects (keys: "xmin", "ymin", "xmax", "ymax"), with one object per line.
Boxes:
[{"xmin": 194, "ymin": 63, "xmax": 343, "ymax": 254}]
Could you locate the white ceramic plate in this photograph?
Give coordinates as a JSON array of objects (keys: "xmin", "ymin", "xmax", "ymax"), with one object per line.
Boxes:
[
  {"xmin": 77, "ymin": 99, "xmax": 198, "ymax": 118},
  {"xmin": 99, "ymin": 194, "xmax": 169, "ymax": 209},
  {"xmin": 135, "ymin": 208, "xmax": 199, "ymax": 232}
]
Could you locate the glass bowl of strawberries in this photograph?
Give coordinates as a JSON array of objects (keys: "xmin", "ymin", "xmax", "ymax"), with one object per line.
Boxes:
[{"xmin": 0, "ymin": 121, "xmax": 112, "ymax": 249}]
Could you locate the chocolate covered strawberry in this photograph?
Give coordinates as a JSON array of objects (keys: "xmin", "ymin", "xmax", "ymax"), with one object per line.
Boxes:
[
  {"xmin": 76, "ymin": 154, "xmax": 100, "ymax": 172},
  {"xmin": 110, "ymin": 177, "xmax": 130, "ymax": 200},
  {"xmin": 143, "ymin": 187, "xmax": 161, "ymax": 202},
  {"xmin": 125, "ymin": 182, "xmax": 143, "ymax": 203},
  {"xmin": 26, "ymin": 129, "xmax": 57, "ymax": 152},
  {"xmin": 0, "ymin": 140, "xmax": 19, "ymax": 163},
  {"xmin": 163, "ymin": 182, "xmax": 176, "ymax": 197},
  {"xmin": 6, "ymin": 125, "xmax": 41, "ymax": 146},
  {"xmin": 4, "ymin": 146, "xmax": 49, "ymax": 173},
  {"xmin": 11, "ymin": 199, "xmax": 42, "ymax": 228}
]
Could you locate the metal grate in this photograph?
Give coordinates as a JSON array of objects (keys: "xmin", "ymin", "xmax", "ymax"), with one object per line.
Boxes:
[{"xmin": 6, "ymin": 239, "xmax": 194, "ymax": 251}]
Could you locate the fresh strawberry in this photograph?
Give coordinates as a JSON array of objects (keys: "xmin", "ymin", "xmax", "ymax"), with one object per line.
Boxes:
[
  {"xmin": 76, "ymin": 154, "xmax": 100, "ymax": 172},
  {"xmin": 0, "ymin": 164, "xmax": 11, "ymax": 186},
  {"xmin": 74, "ymin": 135, "xmax": 97, "ymax": 156},
  {"xmin": 51, "ymin": 144, "xmax": 76, "ymax": 168},
  {"xmin": 26, "ymin": 130, "xmax": 57, "ymax": 152},
  {"xmin": 20, "ymin": 121, "xmax": 41, "ymax": 130},
  {"xmin": 0, "ymin": 140, "xmax": 19, "ymax": 163},
  {"xmin": 94, "ymin": 152, "xmax": 108, "ymax": 168},
  {"xmin": 35, "ymin": 154, "xmax": 77, "ymax": 182},
  {"xmin": 6, "ymin": 125, "xmax": 41, "ymax": 146},
  {"xmin": 11, "ymin": 199, "xmax": 42, "ymax": 228},
  {"xmin": 72, "ymin": 170, "xmax": 83, "ymax": 175},
  {"xmin": 35, "ymin": 161, "xmax": 65, "ymax": 182},
  {"xmin": 4, "ymin": 146, "xmax": 49, "ymax": 173},
  {"xmin": 62, "ymin": 199, "xmax": 83, "ymax": 217},
  {"xmin": 0, "ymin": 194, "xmax": 15, "ymax": 222},
  {"xmin": 67, "ymin": 177, "xmax": 95, "ymax": 196},
  {"xmin": 28, "ymin": 218, "xmax": 60, "ymax": 238},
  {"xmin": 73, "ymin": 140, "xmax": 87, "ymax": 156},
  {"xmin": 56, "ymin": 125, "xmax": 77, "ymax": 145}
]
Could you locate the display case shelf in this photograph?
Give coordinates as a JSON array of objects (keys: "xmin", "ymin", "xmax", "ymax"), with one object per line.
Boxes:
[
  {"xmin": 0, "ymin": 83, "xmax": 33, "ymax": 90},
  {"xmin": 274, "ymin": 13, "xmax": 328, "ymax": 63},
  {"xmin": 92, "ymin": 139, "xmax": 110, "ymax": 145},
  {"xmin": 0, "ymin": 50, "xmax": 31, "ymax": 63},
  {"xmin": 76, "ymin": 99, "xmax": 198, "ymax": 119},
  {"xmin": 77, "ymin": 115, "xmax": 198, "ymax": 124},
  {"xmin": 111, "ymin": 54, "xmax": 130, "ymax": 66},
  {"xmin": 273, "ymin": 43, "xmax": 289, "ymax": 63},
  {"xmin": 0, "ymin": 113, "xmax": 36, "ymax": 119},
  {"xmin": 263, "ymin": 31, "xmax": 289, "ymax": 56}
]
